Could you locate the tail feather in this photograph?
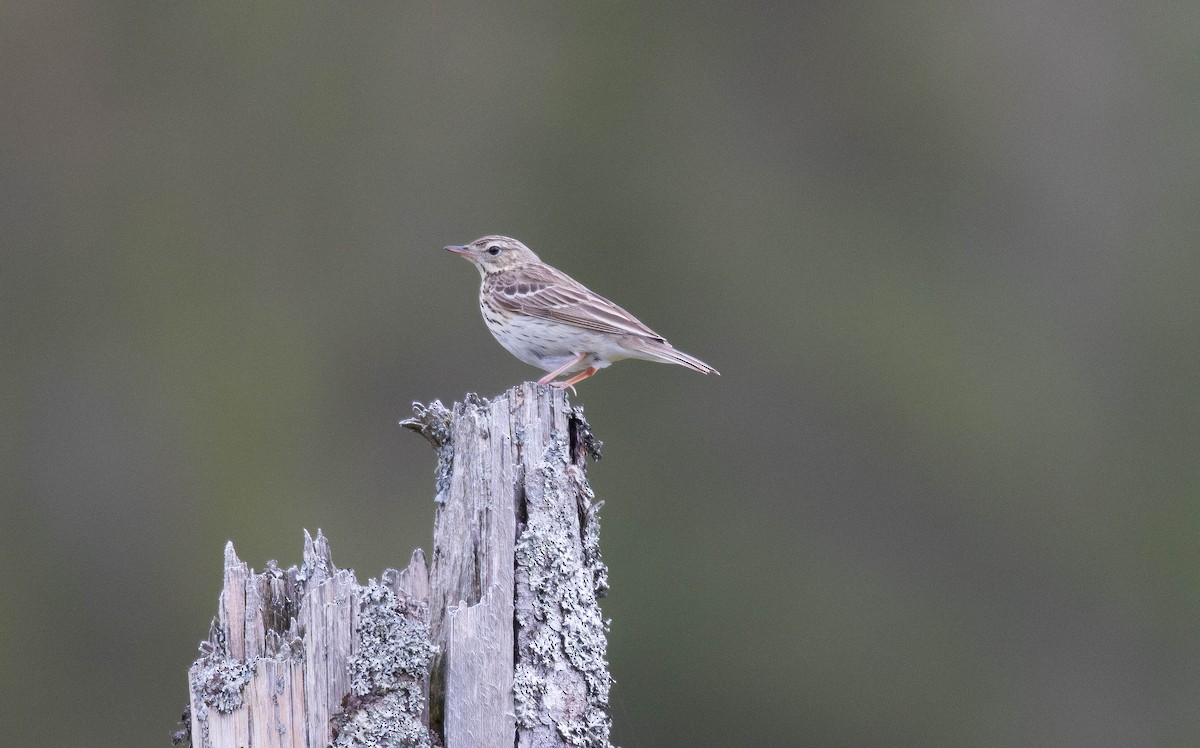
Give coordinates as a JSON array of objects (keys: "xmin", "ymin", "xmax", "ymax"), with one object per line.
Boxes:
[{"xmin": 629, "ymin": 338, "xmax": 719, "ymax": 376}]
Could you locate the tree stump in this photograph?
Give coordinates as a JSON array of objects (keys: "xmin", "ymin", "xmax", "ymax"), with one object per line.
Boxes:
[{"xmin": 181, "ymin": 383, "xmax": 612, "ymax": 748}]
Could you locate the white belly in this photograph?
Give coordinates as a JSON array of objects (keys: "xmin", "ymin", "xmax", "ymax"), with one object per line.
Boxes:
[{"xmin": 482, "ymin": 310, "xmax": 624, "ymax": 373}]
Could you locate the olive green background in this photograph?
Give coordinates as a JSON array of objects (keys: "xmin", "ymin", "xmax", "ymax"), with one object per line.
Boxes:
[{"xmin": 3, "ymin": 3, "xmax": 1197, "ymax": 746}]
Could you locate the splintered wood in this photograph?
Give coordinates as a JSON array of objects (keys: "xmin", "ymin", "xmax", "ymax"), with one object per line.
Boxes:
[
  {"xmin": 183, "ymin": 383, "xmax": 611, "ymax": 748},
  {"xmin": 186, "ymin": 532, "xmax": 433, "ymax": 748}
]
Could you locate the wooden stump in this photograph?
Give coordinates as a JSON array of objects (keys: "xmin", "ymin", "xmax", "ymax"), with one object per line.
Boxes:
[{"xmin": 181, "ymin": 384, "xmax": 612, "ymax": 748}]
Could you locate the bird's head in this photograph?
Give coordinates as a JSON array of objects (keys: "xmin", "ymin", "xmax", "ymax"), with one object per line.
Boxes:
[{"xmin": 445, "ymin": 235, "xmax": 541, "ymax": 275}]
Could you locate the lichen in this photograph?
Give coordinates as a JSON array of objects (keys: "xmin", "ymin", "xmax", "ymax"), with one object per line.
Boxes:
[
  {"xmin": 188, "ymin": 554, "xmax": 300, "ymax": 725},
  {"xmin": 513, "ymin": 433, "xmax": 613, "ymax": 748},
  {"xmin": 401, "ymin": 401, "xmax": 455, "ymax": 504},
  {"xmin": 190, "ymin": 649, "xmax": 254, "ymax": 714},
  {"xmin": 349, "ymin": 583, "xmax": 436, "ymax": 694},
  {"xmin": 332, "ymin": 582, "xmax": 437, "ymax": 748},
  {"xmin": 170, "ymin": 705, "xmax": 191, "ymax": 745},
  {"xmin": 512, "ymin": 668, "xmax": 548, "ymax": 726},
  {"xmin": 332, "ymin": 690, "xmax": 432, "ymax": 748}
]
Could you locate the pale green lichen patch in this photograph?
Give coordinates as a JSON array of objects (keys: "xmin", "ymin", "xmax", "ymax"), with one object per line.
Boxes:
[
  {"xmin": 512, "ymin": 667, "xmax": 549, "ymax": 726},
  {"xmin": 349, "ymin": 583, "xmax": 436, "ymax": 694},
  {"xmin": 333, "ymin": 582, "xmax": 437, "ymax": 748},
  {"xmin": 513, "ymin": 433, "xmax": 613, "ymax": 748},
  {"xmin": 401, "ymin": 400, "xmax": 455, "ymax": 504},
  {"xmin": 191, "ymin": 649, "xmax": 254, "ymax": 714},
  {"xmin": 332, "ymin": 690, "xmax": 432, "ymax": 748}
]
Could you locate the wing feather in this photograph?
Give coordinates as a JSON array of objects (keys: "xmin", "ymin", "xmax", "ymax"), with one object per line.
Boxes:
[{"xmin": 488, "ymin": 264, "xmax": 666, "ymax": 341}]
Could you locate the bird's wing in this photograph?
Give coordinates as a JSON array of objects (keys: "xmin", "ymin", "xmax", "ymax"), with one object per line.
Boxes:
[{"xmin": 490, "ymin": 264, "xmax": 667, "ymax": 341}]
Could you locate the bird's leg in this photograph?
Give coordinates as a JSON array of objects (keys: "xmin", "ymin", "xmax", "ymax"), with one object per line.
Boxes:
[
  {"xmin": 552, "ymin": 366, "xmax": 598, "ymax": 392},
  {"xmin": 536, "ymin": 353, "xmax": 588, "ymax": 385}
]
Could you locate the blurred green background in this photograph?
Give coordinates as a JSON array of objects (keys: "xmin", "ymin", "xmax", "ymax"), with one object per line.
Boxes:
[{"xmin": 3, "ymin": 2, "xmax": 1198, "ymax": 746}]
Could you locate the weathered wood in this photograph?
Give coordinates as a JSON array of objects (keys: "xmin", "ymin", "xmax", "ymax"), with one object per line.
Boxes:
[
  {"xmin": 186, "ymin": 531, "xmax": 434, "ymax": 748},
  {"xmin": 406, "ymin": 383, "xmax": 611, "ymax": 748},
  {"xmin": 422, "ymin": 390, "xmax": 523, "ymax": 747},
  {"xmin": 183, "ymin": 384, "xmax": 612, "ymax": 747},
  {"xmin": 444, "ymin": 585, "xmax": 514, "ymax": 746}
]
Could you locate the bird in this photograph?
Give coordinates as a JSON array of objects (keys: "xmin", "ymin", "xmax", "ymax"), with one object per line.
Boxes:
[{"xmin": 445, "ymin": 235, "xmax": 719, "ymax": 390}]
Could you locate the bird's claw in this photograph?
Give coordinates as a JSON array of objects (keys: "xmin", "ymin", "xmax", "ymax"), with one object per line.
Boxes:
[{"xmin": 550, "ymin": 381, "xmax": 577, "ymax": 396}]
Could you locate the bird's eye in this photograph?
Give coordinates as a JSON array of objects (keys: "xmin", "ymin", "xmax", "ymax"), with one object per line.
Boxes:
[{"xmin": 486, "ymin": 246, "xmax": 501, "ymax": 256}]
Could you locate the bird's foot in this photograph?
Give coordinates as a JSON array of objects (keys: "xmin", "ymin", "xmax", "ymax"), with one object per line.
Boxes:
[
  {"xmin": 549, "ymin": 380, "xmax": 578, "ymax": 396},
  {"xmin": 551, "ymin": 366, "xmax": 598, "ymax": 394}
]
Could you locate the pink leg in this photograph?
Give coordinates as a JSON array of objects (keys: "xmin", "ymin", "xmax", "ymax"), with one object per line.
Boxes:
[
  {"xmin": 552, "ymin": 366, "xmax": 598, "ymax": 392},
  {"xmin": 536, "ymin": 353, "xmax": 588, "ymax": 385}
]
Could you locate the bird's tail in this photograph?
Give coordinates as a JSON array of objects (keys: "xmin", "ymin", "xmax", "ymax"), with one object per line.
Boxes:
[{"xmin": 630, "ymin": 339, "xmax": 720, "ymax": 376}]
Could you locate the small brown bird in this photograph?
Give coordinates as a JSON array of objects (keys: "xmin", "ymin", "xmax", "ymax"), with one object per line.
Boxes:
[{"xmin": 446, "ymin": 235, "xmax": 719, "ymax": 389}]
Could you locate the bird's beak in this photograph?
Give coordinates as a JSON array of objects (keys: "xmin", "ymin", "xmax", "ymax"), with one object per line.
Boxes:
[{"xmin": 444, "ymin": 245, "xmax": 472, "ymax": 256}]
